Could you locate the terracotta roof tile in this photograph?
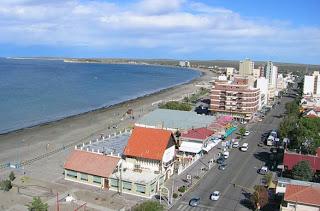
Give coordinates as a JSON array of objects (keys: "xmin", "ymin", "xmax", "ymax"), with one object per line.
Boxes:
[
  {"xmin": 181, "ymin": 127, "xmax": 214, "ymax": 141},
  {"xmin": 64, "ymin": 150, "xmax": 120, "ymax": 178},
  {"xmin": 283, "ymin": 150, "xmax": 320, "ymax": 172},
  {"xmin": 124, "ymin": 127, "xmax": 173, "ymax": 161},
  {"xmin": 285, "ymin": 184, "xmax": 320, "ymax": 206}
]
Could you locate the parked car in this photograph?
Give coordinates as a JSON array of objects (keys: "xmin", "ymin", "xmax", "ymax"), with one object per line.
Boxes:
[
  {"xmin": 244, "ymin": 131, "xmax": 251, "ymax": 136},
  {"xmin": 240, "ymin": 143, "xmax": 249, "ymax": 151},
  {"xmin": 232, "ymin": 142, "xmax": 239, "ymax": 148},
  {"xmin": 210, "ymin": 191, "xmax": 220, "ymax": 201},
  {"xmin": 223, "ymin": 151, "xmax": 229, "ymax": 159},
  {"xmin": 217, "ymin": 157, "xmax": 225, "ymax": 164},
  {"xmin": 259, "ymin": 166, "xmax": 268, "ymax": 175},
  {"xmin": 219, "ymin": 163, "xmax": 227, "ymax": 170},
  {"xmin": 189, "ymin": 197, "xmax": 200, "ymax": 207}
]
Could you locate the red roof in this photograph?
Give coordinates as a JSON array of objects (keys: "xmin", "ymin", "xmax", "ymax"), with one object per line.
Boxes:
[
  {"xmin": 284, "ymin": 184, "xmax": 320, "ymax": 206},
  {"xmin": 181, "ymin": 127, "xmax": 214, "ymax": 141},
  {"xmin": 283, "ymin": 149, "xmax": 320, "ymax": 172},
  {"xmin": 64, "ymin": 150, "xmax": 120, "ymax": 178},
  {"xmin": 124, "ymin": 127, "xmax": 173, "ymax": 161}
]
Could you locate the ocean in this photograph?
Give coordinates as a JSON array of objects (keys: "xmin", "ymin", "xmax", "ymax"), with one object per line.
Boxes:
[{"xmin": 0, "ymin": 58, "xmax": 200, "ymax": 134}]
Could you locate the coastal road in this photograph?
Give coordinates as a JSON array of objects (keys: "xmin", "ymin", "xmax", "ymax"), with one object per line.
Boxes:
[{"xmin": 170, "ymin": 92, "xmax": 294, "ymax": 211}]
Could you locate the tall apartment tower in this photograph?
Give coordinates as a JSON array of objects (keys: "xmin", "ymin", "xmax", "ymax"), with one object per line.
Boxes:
[
  {"xmin": 239, "ymin": 59, "xmax": 254, "ymax": 76},
  {"xmin": 264, "ymin": 61, "xmax": 278, "ymax": 87},
  {"xmin": 303, "ymin": 71, "xmax": 320, "ymax": 96},
  {"xmin": 210, "ymin": 76, "xmax": 260, "ymax": 121}
]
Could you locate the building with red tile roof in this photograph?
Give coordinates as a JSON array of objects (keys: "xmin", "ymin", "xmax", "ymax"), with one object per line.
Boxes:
[
  {"xmin": 180, "ymin": 127, "xmax": 214, "ymax": 141},
  {"xmin": 64, "ymin": 150, "xmax": 120, "ymax": 188},
  {"xmin": 123, "ymin": 127, "xmax": 175, "ymax": 179},
  {"xmin": 282, "ymin": 184, "xmax": 320, "ymax": 210},
  {"xmin": 283, "ymin": 147, "xmax": 320, "ymax": 173}
]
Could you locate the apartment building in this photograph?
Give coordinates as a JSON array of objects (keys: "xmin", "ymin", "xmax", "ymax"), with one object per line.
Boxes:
[
  {"xmin": 210, "ymin": 76, "xmax": 260, "ymax": 121},
  {"xmin": 303, "ymin": 71, "xmax": 320, "ymax": 97},
  {"xmin": 239, "ymin": 58, "xmax": 254, "ymax": 76}
]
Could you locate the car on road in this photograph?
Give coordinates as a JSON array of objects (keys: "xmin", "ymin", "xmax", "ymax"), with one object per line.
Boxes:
[
  {"xmin": 210, "ymin": 191, "xmax": 220, "ymax": 201},
  {"xmin": 223, "ymin": 151, "xmax": 229, "ymax": 159},
  {"xmin": 217, "ymin": 157, "xmax": 225, "ymax": 164},
  {"xmin": 189, "ymin": 197, "xmax": 200, "ymax": 207},
  {"xmin": 259, "ymin": 166, "xmax": 268, "ymax": 175},
  {"xmin": 232, "ymin": 141, "xmax": 239, "ymax": 148},
  {"xmin": 218, "ymin": 163, "xmax": 227, "ymax": 170},
  {"xmin": 240, "ymin": 143, "xmax": 249, "ymax": 151},
  {"xmin": 244, "ymin": 131, "xmax": 251, "ymax": 136}
]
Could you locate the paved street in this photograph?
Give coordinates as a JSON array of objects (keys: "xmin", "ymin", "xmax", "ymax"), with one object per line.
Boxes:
[{"xmin": 170, "ymin": 93, "xmax": 294, "ymax": 211}]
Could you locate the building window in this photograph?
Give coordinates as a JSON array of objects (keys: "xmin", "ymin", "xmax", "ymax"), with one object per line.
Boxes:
[
  {"xmin": 109, "ymin": 178, "xmax": 118, "ymax": 188},
  {"xmin": 93, "ymin": 176, "xmax": 101, "ymax": 184},
  {"xmin": 122, "ymin": 181, "xmax": 132, "ymax": 191},
  {"xmin": 66, "ymin": 170, "xmax": 77, "ymax": 178},
  {"xmin": 80, "ymin": 173, "xmax": 88, "ymax": 181},
  {"xmin": 136, "ymin": 184, "xmax": 146, "ymax": 194}
]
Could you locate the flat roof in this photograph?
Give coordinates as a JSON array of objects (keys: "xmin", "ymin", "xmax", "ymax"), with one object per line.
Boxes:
[
  {"xmin": 110, "ymin": 169, "xmax": 159, "ymax": 184},
  {"xmin": 136, "ymin": 109, "xmax": 216, "ymax": 131},
  {"xmin": 80, "ymin": 133, "xmax": 130, "ymax": 155}
]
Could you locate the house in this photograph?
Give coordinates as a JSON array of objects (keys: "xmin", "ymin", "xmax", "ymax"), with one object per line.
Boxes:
[
  {"xmin": 282, "ymin": 184, "xmax": 320, "ymax": 211},
  {"xmin": 302, "ymin": 108, "xmax": 320, "ymax": 118},
  {"xmin": 108, "ymin": 127, "xmax": 176, "ymax": 198},
  {"xmin": 64, "ymin": 150, "xmax": 120, "ymax": 188},
  {"xmin": 283, "ymin": 147, "xmax": 320, "ymax": 173}
]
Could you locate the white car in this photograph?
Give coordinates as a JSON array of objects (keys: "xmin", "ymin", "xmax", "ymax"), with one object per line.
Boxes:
[
  {"xmin": 223, "ymin": 151, "xmax": 229, "ymax": 159},
  {"xmin": 210, "ymin": 191, "xmax": 220, "ymax": 201},
  {"xmin": 232, "ymin": 142, "xmax": 239, "ymax": 148},
  {"xmin": 241, "ymin": 143, "xmax": 248, "ymax": 151},
  {"xmin": 244, "ymin": 131, "xmax": 251, "ymax": 136},
  {"xmin": 259, "ymin": 166, "xmax": 268, "ymax": 175}
]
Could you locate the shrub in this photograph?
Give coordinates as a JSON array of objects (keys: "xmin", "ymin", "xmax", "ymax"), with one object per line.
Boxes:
[
  {"xmin": 9, "ymin": 171, "xmax": 15, "ymax": 181},
  {"xmin": 178, "ymin": 186, "xmax": 186, "ymax": 193},
  {"xmin": 26, "ymin": 197, "xmax": 48, "ymax": 211},
  {"xmin": 133, "ymin": 200, "xmax": 164, "ymax": 211},
  {"xmin": 172, "ymin": 193, "xmax": 178, "ymax": 198},
  {"xmin": 0, "ymin": 180, "xmax": 12, "ymax": 191}
]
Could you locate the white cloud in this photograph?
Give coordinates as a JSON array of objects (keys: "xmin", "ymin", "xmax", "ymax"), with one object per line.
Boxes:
[{"xmin": 0, "ymin": 0, "xmax": 319, "ymax": 63}]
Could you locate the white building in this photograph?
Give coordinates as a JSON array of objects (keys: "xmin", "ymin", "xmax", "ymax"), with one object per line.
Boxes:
[
  {"xmin": 253, "ymin": 68, "xmax": 261, "ymax": 78},
  {"xmin": 255, "ymin": 77, "xmax": 269, "ymax": 109},
  {"xmin": 239, "ymin": 58, "xmax": 254, "ymax": 76},
  {"xmin": 179, "ymin": 61, "xmax": 191, "ymax": 67},
  {"xmin": 303, "ymin": 71, "xmax": 320, "ymax": 97},
  {"xmin": 226, "ymin": 67, "xmax": 236, "ymax": 79}
]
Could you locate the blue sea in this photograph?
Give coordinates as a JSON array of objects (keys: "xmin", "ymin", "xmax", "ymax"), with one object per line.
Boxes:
[{"xmin": 0, "ymin": 58, "xmax": 200, "ymax": 134}]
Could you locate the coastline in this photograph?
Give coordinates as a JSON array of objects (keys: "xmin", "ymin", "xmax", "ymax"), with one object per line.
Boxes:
[
  {"xmin": 0, "ymin": 65, "xmax": 203, "ymax": 135},
  {"xmin": 0, "ymin": 70, "xmax": 202, "ymax": 136}
]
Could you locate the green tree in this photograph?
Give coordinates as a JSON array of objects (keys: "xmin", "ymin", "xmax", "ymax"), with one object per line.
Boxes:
[
  {"xmin": 239, "ymin": 127, "xmax": 246, "ymax": 138},
  {"xmin": 263, "ymin": 172, "xmax": 273, "ymax": 188},
  {"xmin": 291, "ymin": 160, "xmax": 313, "ymax": 181},
  {"xmin": 133, "ymin": 201, "xmax": 164, "ymax": 211},
  {"xmin": 26, "ymin": 197, "xmax": 48, "ymax": 211},
  {"xmin": 9, "ymin": 171, "xmax": 15, "ymax": 181},
  {"xmin": 159, "ymin": 101, "xmax": 192, "ymax": 111},
  {"xmin": 250, "ymin": 185, "xmax": 268, "ymax": 210},
  {"xmin": 0, "ymin": 180, "xmax": 12, "ymax": 191}
]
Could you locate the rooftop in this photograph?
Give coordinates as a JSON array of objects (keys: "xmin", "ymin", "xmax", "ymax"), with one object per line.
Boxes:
[
  {"xmin": 124, "ymin": 127, "xmax": 174, "ymax": 161},
  {"xmin": 284, "ymin": 184, "xmax": 320, "ymax": 206},
  {"xmin": 283, "ymin": 148, "xmax": 320, "ymax": 172},
  {"xmin": 64, "ymin": 150, "xmax": 120, "ymax": 178},
  {"xmin": 135, "ymin": 109, "xmax": 216, "ymax": 131},
  {"xmin": 77, "ymin": 132, "xmax": 131, "ymax": 156},
  {"xmin": 181, "ymin": 127, "xmax": 214, "ymax": 141},
  {"xmin": 110, "ymin": 168, "xmax": 159, "ymax": 184}
]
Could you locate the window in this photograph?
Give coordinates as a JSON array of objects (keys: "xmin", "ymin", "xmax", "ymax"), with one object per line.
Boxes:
[
  {"xmin": 66, "ymin": 170, "xmax": 77, "ymax": 178},
  {"xmin": 109, "ymin": 178, "xmax": 118, "ymax": 188},
  {"xmin": 80, "ymin": 173, "xmax": 88, "ymax": 181},
  {"xmin": 93, "ymin": 176, "xmax": 101, "ymax": 184},
  {"xmin": 136, "ymin": 184, "xmax": 146, "ymax": 194},
  {"xmin": 122, "ymin": 181, "xmax": 132, "ymax": 191}
]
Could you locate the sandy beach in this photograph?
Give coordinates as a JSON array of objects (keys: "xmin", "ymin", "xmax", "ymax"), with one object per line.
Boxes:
[{"xmin": 0, "ymin": 67, "xmax": 215, "ymax": 167}]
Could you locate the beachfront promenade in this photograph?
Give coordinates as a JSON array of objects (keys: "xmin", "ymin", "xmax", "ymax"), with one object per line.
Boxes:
[{"xmin": 0, "ymin": 68, "xmax": 215, "ymax": 210}]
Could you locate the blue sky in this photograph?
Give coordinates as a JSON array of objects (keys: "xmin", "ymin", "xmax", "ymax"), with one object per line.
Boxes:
[{"xmin": 0, "ymin": 0, "xmax": 319, "ymax": 64}]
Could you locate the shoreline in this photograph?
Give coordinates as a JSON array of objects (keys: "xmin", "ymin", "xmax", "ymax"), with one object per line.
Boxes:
[{"xmin": 0, "ymin": 67, "xmax": 206, "ymax": 137}]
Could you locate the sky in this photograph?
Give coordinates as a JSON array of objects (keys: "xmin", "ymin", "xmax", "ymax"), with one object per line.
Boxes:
[{"xmin": 0, "ymin": 0, "xmax": 319, "ymax": 64}]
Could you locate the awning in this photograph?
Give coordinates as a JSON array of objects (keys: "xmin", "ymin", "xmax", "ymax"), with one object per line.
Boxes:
[
  {"xmin": 202, "ymin": 142, "xmax": 216, "ymax": 152},
  {"xmin": 224, "ymin": 126, "xmax": 237, "ymax": 138},
  {"xmin": 179, "ymin": 141, "xmax": 203, "ymax": 154}
]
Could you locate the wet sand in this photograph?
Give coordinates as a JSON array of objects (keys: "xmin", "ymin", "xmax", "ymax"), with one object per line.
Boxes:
[{"xmin": 0, "ymin": 68, "xmax": 215, "ymax": 166}]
